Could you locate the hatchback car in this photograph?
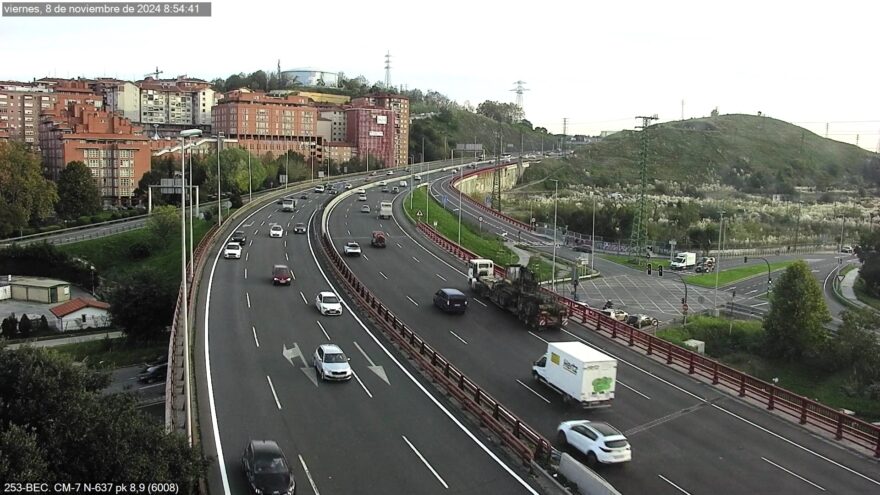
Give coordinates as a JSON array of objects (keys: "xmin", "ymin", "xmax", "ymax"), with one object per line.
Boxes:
[
  {"xmin": 356, "ymin": 188, "xmax": 366, "ymax": 194},
  {"xmin": 315, "ymin": 291, "xmax": 343, "ymax": 316},
  {"xmin": 343, "ymin": 242, "xmax": 362, "ymax": 256},
  {"xmin": 358, "ymin": 194, "xmax": 367, "ymax": 202},
  {"xmin": 269, "ymin": 225, "xmax": 284, "ymax": 238},
  {"xmin": 360, "ymin": 205, "xmax": 371, "ymax": 213},
  {"xmin": 344, "ymin": 183, "xmax": 352, "ymax": 190},
  {"xmin": 841, "ymin": 245, "xmax": 854, "ymax": 254},
  {"xmin": 313, "ymin": 344, "xmax": 352, "ymax": 381},
  {"xmin": 241, "ymin": 440, "xmax": 296, "ymax": 495},
  {"xmin": 272, "ymin": 265, "xmax": 292, "ymax": 286},
  {"xmin": 386, "ymin": 170, "xmax": 394, "ymax": 175},
  {"xmin": 625, "ymin": 313, "xmax": 658, "ymax": 328},
  {"xmin": 433, "ymin": 288, "xmax": 468, "ymax": 314},
  {"xmin": 557, "ymin": 420, "xmax": 631, "ymax": 465},
  {"xmin": 224, "ymin": 243, "xmax": 242, "ymax": 259},
  {"xmin": 392, "ymin": 186, "xmax": 400, "ymax": 193},
  {"xmin": 378, "ymin": 181, "xmax": 387, "ymax": 187},
  {"xmin": 293, "ymin": 223, "xmax": 307, "ymax": 234},
  {"xmin": 231, "ymin": 231, "xmax": 247, "ymax": 245}
]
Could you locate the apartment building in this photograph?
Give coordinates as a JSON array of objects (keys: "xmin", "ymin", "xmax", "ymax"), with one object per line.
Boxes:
[
  {"xmin": 39, "ymin": 101, "xmax": 150, "ymax": 204},
  {"xmin": 318, "ymin": 107, "xmax": 348, "ymax": 142},
  {"xmin": 325, "ymin": 142, "xmax": 354, "ymax": 163},
  {"xmin": 0, "ymin": 80, "xmax": 102, "ymax": 149},
  {"xmin": 95, "ymin": 76, "xmax": 216, "ymax": 134},
  {"xmin": 212, "ymin": 89, "xmax": 322, "ymax": 158},
  {"xmin": 345, "ymin": 107, "xmax": 395, "ymax": 167},
  {"xmin": 351, "ymin": 93, "xmax": 409, "ymax": 167}
]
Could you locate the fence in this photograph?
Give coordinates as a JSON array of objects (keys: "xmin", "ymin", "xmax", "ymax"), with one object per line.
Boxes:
[{"xmin": 416, "ymin": 214, "xmax": 880, "ymax": 458}]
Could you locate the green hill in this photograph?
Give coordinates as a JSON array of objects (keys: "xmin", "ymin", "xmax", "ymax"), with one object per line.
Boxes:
[{"xmin": 522, "ymin": 114, "xmax": 878, "ymax": 194}]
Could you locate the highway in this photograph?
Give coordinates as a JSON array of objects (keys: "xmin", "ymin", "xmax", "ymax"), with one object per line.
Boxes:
[
  {"xmin": 325, "ymin": 169, "xmax": 880, "ymax": 494},
  {"xmin": 193, "ymin": 172, "xmax": 544, "ymax": 494}
]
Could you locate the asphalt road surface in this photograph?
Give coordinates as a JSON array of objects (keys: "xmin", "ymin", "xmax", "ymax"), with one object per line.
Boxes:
[{"xmin": 325, "ymin": 182, "xmax": 880, "ymax": 495}]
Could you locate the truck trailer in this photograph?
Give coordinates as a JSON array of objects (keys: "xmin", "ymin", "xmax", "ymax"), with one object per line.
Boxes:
[
  {"xmin": 670, "ymin": 251, "xmax": 697, "ymax": 270},
  {"xmin": 532, "ymin": 341, "xmax": 617, "ymax": 407},
  {"xmin": 378, "ymin": 201, "xmax": 393, "ymax": 219}
]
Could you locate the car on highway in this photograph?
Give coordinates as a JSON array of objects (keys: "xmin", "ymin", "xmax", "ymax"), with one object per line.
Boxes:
[
  {"xmin": 841, "ymin": 245, "xmax": 854, "ymax": 254},
  {"xmin": 414, "ymin": 175, "xmax": 422, "ymax": 181},
  {"xmin": 344, "ymin": 183, "xmax": 352, "ymax": 190},
  {"xmin": 300, "ymin": 193, "xmax": 308, "ymax": 200},
  {"xmin": 379, "ymin": 180, "xmax": 387, "ymax": 187},
  {"xmin": 272, "ymin": 264, "xmax": 292, "ymax": 286},
  {"xmin": 358, "ymin": 194, "xmax": 367, "ymax": 202},
  {"xmin": 313, "ymin": 343, "xmax": 352, "ymax": 381},
  {"xmin": 371, "ymin": 231, "xmax": 387, "ymax": 247},
  {"xmin": 433, "ymin": 288, "xmax": 468, "ymax": 314},
  {"xmin": 557, "ymin": 420, "xmax": 631, "ymax": 466},
  {"xmin": 231, "ymin": 231, "xmax": 247, "ymax": 245},
  {"xmin": 269, "ymin": 225, "xmax": 284, "ymax": 238},
  {"xmin": 241, "ymin": 440, "xmax": 296, "ymax": 495},
  {"xmin": 314, "ymin": 185, "xmax": 325, "ymax": 193},
  {"xmin": 137, "ymin": 362, "xmax": 167, "ymax": 384},
  {"xmin": 572, "ymin": 244, "xmax": 592, "ymax": 253},
  {"xmin": 360, "ymin": 204, "xmax": 371, "ymax": 213},
  {"xmin": 625, "ymin": 313, "xmax": 658, "ymax": 328},
  {"xmin": 356, "ymin": 188, "xmax": 366, "ymax": 194},
  {"xmin": 601, "ymin": 308, "xmax": 628, "ymax": 322},
  {"xmin": 343, "ymin": 242, "xmax": 362, "ymax": 256},
  {"xmin": 392, "ymin": 186, "xmax": 400, "ymax": 193},
  {"xmin": 293, "ymin": 222, "xmax": 307, "ymax": 234},
  {"xmin": 224, "ymin": 243, "xmax": 242, "ymax": 259},
  {"xmin": 381, "ymin": 186, "xmax": 390, "ymax": 193},
  {"xmin": 315, "ymin": 291, "xmax": 343, "ymax": 316}
]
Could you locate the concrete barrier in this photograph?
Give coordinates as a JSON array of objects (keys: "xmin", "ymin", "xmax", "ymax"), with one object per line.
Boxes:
[{"xmin": 558, "ymin": 453, "xmax": 621, "ymax": 495}]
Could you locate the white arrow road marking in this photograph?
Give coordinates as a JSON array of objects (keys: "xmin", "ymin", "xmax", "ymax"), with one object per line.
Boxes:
[
  {"xmin": 353, "ymin": 341, "xmax": 389, "ymax": 385},
  {"xmin": 266, "ymin": 375, "xmax": 282, "ymax": 409},
  {"xmin": 283, "ymin": 344, "xmax": 318, "ymax": 388}
]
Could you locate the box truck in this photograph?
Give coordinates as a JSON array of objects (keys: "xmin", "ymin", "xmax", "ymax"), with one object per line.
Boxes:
[
  {"xmin": 670, "ymin": 251, "xmax": 697, "ymax": 270},
  {"xmin": 532, "ymin": 341, "xmax": 616, "ymax": 407},
  {"xmin": 281, "ymin": 198, "xmax": 296, "ymax": 212},
  {"xmin": 378, "ymin": 201, "xmax": 393, "ymax": 219}
]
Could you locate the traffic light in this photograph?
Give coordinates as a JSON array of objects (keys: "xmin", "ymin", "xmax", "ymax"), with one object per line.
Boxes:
[
  {"xmin": 647, "ymin": 263, "xmax": 652, "ymax": 275},
  {"xmin": 767, "ymin": 278, "xmax": 773, "ymax": 292},
  {"xmin": 659, "ymin": 265, "xmax": 663, "ymax": 276},
  {"xmin": 681, "ymin": 297, "xmax": 686, "ymax": 305}
]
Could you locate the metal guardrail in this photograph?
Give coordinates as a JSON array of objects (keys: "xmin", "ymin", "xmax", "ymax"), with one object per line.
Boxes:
[
  {"xmin": 417, "ymin": 215, "xmax": 880, "ymax": 458},
  {"xmin": 1, "ymin": 215, "xmax": 149, "ymax": 246},
  {"xmin": 451, "ymin": 165, "xmax": 535, "ymax": 232}
]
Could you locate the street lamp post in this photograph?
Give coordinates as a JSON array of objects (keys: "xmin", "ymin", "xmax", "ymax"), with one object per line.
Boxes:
[
  {"xmin": 744, "ymin": 256, "xmax": 773, "ymax": 294},
  {"xmin": 457, "ymin": 160, "xmax": 463, "ymax": 244},
  {"xmin": 713, "ymin": 210, "xmax": 725, "ymax": 310},
  {"xmin": 178, "ymin": 128, "xmax": 201, "ymax": 444},
  {"xmin": 247, "ymin": 153, "xmax": 252, "ymax": 204},
  {"xmin": 187, "ymin": 141, "xmax": 194, "ymax": 279},
  {"xmin": 591, "ymin": 193, "xmax": 597, "ymax": 273},
  {"xmin": 215, "ymin": 133, "xmax": 223, "ymax": 226},
  {"xmin": 550, "ymin": 179, "xmax": 559, "ymax": 292}
]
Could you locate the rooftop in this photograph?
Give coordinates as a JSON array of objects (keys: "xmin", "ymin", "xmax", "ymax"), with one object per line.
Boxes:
[{"xmin": 50, "ymin": 297, "xmax": 111, "ymax": 318}]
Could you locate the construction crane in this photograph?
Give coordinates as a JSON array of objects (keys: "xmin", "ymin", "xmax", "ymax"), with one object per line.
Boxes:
[{"xmin": 144, "ymin": 67, "xmax": 163, "ymax": 79}]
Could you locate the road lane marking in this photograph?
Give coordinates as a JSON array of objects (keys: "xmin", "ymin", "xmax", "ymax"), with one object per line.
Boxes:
[
  {"xmin": 412, "ymin": 256, "xmax": 421, "ymax": 263},
  {"xmin": 260, "ymin": 221, "xmax": 265, "ymax": 226},
  {"xmin": 618, "ymin": 380, "xmax": 651, "ymax": 400},
  {"xmin": 266, "ymin": 375, "xmax": 282, "ymax": 410},
  {"xmin": 252, "ymin": 326, "xmax": 260, "ymax": 347},
  {"xmin": 761, "ymin": 457, "xmax": 825, "ymax": 491},
  {"xmin": 138, "ymin": 383, "xmax": 164, "ymax": 391},
  {"xmin": 284, "ymin": 240, "xmax": 287, "ymax": 248},
  {"xmin": 658, "ymin": 475, "xmax": 691, "ymax": 495},
  {"xmin": 754, "ymin": 301, "xmax": 769, "ymax": 306},
  {"xmin": 352, "ymin": 370, "xmax": 373, "ymax": 398},
  {"xmin": 397, "ymin": 243, "xmax": 403, "ymax": 248},
  {"xmin": 267, "ymin": 214, "xmax": 272, "ymax": 219},
  {"xmin": 347, "ymin": 229, "xmax": 351, "ymax": 235},
  {"xmin": 748, "ymin": 289, "xmax": 758, "ymax": 294},
  {"xmin": 473, "ymin": 298, "xmax": 488, "ymax": 307},
  {"xmin": 316, "ymin": 321, "xmax": 331, "ymax": 340},
  {"xmin": 362, "ymin": 254, "xmax": 369, "ymax": 261},
  {"xmin": 402, "ymin": 436, "xmax": 449, "ymax": 489},
  {"xmin": 285, "ymin": 252, "xmax": 289, "ymax": 261},
  {"xmin": 406, "ymin": 296, "xmax": 419, "ymax": 306},
  {"xmin": 300, "ymin": 292, "xmax": 308, "ymax": 304},
  {"xmin": 379, "ymin": 271, "xmax": 388, "ymax": 279},
  {"xmin": 298, "ymin": 455, "xmax": 322, "ymax": 495},
  {"xmin": 528, "ymin": 331, "xmax": 548, "ymax": 344},
  {"xmin": 436, "ymin": 273, "xmax": 447, "ymax": 282},
  {"xmin": 245, "ymin": 252, "xmax": 249, "ymax": 262},
  {"xmin": 449, "ymin": 331, "xmax": 468, "ymax": 344},
  {"xmin": 244, "ymin": 268, "xmax": 247, "ymax": 279},
  {"xmin": 248, "ymin": 239, "xmax": 253, "ymax": 247},
  {"xmin": 516, "ymin": 379, "xmax": 551, "ymax": 404}
]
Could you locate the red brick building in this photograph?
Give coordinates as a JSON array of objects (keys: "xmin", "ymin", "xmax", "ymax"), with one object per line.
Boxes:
[
  {"xmin": 345, "ymin": 107, "xmax": 395, "ymax": 168},
  {"xmin": 351, "ymin": 93, "xmax": 409, "ymax": 167},
  {"xmin": 39, "ymin": 101, "xmax": 150, "ymax": 205}
]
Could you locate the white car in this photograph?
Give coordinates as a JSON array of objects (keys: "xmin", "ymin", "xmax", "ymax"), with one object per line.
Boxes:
[
  {"xmin": 358, "ymin": 194, "xmax": 367, "ymax": 202},
  {"xmin": 315, "ymin": 291, "xmax": 343, "ymax": 316},
  {"xmin": 601, "ymin": 308, "xmax": 628, "ymax": 322},
  {"xmin": 356, "ymin": 188, "xmax": 366, "ymax": 194},
  {"xmin": 557, "ymin": 420, "xmax": 631, "ymax": 465},
  {"xmin": 360, "ymin": 205, "xmax": 371, "ymax": 213},
  {"xmin": 379, "ymin": 181, "xmax": 387, "ymax": 187},
  {"xmin": 313, "ymin": 344, "xmax": 352, "ymax": 381},
  {"xmin": 223, "ymin": 243, "xmax": 242, "ymax": 259},
  {"xmin": 414, "ymin": 175, "xmax": 422, "ymax": 181},
  {"xmin": 269, "ymin": 225, "xmax": 284, "ymax": 238},
  {"xmin": 343, "ymin": 242, "xmax": 362, "ymax": 256},
  {"xmin": 344, "ymin": 183, "xmax": 352, "ymax": 190}
]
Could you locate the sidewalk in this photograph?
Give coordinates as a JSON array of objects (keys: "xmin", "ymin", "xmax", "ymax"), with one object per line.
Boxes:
[
  {"xmin": 839, "ymin": 268, "xmax": 871, "ymax": 310},
  {"xmin": 505, "ymin": 241, "xmax": 531, "ymax": 265},
  {"xmin": 4, "ymin": 330, "xmax": 123, "ymax": 350}
]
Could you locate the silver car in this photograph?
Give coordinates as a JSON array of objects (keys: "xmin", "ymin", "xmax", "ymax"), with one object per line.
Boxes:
[{"xmin": 313, "ymin": 344, "xmax": 352, "ymax": 381}]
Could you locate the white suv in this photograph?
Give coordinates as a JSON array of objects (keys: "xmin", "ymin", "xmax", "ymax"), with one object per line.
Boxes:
[
  {"xmin": 269, "ymin": 225, "xmax": 284, "ymax": 238},
  {"xmin": 343, "ymin": 242, "xmax": 362, "ymax": 256},
  {"xmin": 557, "ymin": 420, "xmax": 631, "ymax": 465},
  {"xmin": 315, "ymin": 291, "xmax": 343, "ymax": 316},
  {"xmin": 313, "ymin": 344, "xmax": 352, "ymax": 381},
  {"xmin": 223, "ymin": 243, "xmax": 242, "ymax": 259}
]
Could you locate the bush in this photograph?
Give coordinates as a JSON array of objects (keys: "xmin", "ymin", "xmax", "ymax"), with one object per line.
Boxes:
[
  {"xmin": 76, "ymin": 216, "xmax": 91, "ymax": 226},
  {"xmin": 18, "ymin": 315, "xmax": 32, "ymax": 338},
  {"xmin": 0, "ymin": 243, "xmax": 98, "ymax": 291},
  {"xmin": 202, "ymin": 210, "xmax": 213, "ymax": 222},
  {"xmin": 659, "ymin": 316, "xmax": 764, "ymax": 357},
  {"xmin": 39, "ymin": 225, "xmax": 63, "ymax": 233},
  {"xmin": 38, "ymin": 315, "xmax": 50, "ymax": 332},
  {"xmin": 128, "ymin": 241, "xmax": 152, "ymax": 260},
  {"xmin": 230, "ymin": 192, "xmax": 243, "ymax": 208}
]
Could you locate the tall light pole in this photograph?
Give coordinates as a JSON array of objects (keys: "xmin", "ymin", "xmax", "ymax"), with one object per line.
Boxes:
[
  {"xmin": 178, "ymin": 128, "xmax": 201, "ymax": 443},
  {"xmin": 286, "ymin": 151, "xmax": 290, "ymax": 190},
  {"xmin": 839, "ymin": 216, "xmax": 846, "ymax": 252},
  {"xmin": 187, "ymin": 142, "xmax": 194, "ymax": 279},
  {"xmin": 713, "ymin": 210, "xmax": 725, "ymax": 310},
  {"xmin": 457, "ymin": 160, "xmax": 463, "ymax": 244},
  {"xmin": 591, "ymin": 193, "xmax": 597, "ymax": 273},
  {"xmin": 550, "ymin": 179, "xmax": 559, "ymax": 291},
  {"xmin": 247, "ymin": 152, "xmax": 252, "ymax": 203},
  {"xmin": 215, "ymin": 132, "xmax": 223, "ymax": 226}
]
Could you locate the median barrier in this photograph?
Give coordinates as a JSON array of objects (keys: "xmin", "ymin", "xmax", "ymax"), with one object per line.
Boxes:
[{"xmin": 415, "ymin": 221, "xmax": 880, "ymax": 458}]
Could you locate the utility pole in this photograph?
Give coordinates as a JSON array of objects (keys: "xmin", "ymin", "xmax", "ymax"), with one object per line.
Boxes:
[
  {"xmin": 628, "ymin": 115, "xmax": 658, "ymax": 265},
  {"xmin": 562, "ymin": 118, "xmax": 568, "ymax": 153},
  {"xmin": 681, "ymin": 99, "xmax": 684, "ymax": 120}
]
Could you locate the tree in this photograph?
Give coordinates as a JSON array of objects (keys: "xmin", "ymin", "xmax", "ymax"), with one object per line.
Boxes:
[
  {"xmin": 1, "ymin": 313, "xmax": 17, "ymax": 338},
  {"xmin": 18, "ymin": 314, "xmax": 32, "ymax": 338},
  {"xmin": 0, "ymin": 142, "xmax": 58, "ymax": 237},
  {"xmin": 856, "ymin": 229, "xmax": 880, "ymax": 297},
  {"xmin": 146, "ymin": 205, "xmax": 178, "ymax": 245},
  {"xmin": 763, "ymin": 261, "xmax": 831, "ymax": 360},
  {"xmin": 106, "ymin": 268, "xmax": 175, "ymax": 341},
  {"xmin": 0, "ymin": 347, "xmax": 207, "ymax": 486},
  {"xmin": 56, "ymin": 161, "xmax": 102, "ymax": 221},
  {"xmin": 833, "ymin": 309, "xmax": 880, "ymax": 392}
]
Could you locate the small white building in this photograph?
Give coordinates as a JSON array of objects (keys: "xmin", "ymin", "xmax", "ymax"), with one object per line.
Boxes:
[{"xmin": 49, "ymin": 298, "xmax": 111, "ymax": 332}]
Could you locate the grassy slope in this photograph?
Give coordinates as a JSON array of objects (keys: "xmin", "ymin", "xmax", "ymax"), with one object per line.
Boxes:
[
  {"xmin": 49, "ymin": 338, "xmax": 167, "ymax": 369},
  {"xmin": 449, "ymin": 110, "xmax": 556, "ymax": 155}
]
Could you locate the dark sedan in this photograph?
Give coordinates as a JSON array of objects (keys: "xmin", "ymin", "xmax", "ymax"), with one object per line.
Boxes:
[
  {"xmin": 231, "ymin": 231, "xmax": 247, "ymax": 245},
  {"xmin": 242, "ymin": 440, "xmax": 295, "ymax": 495}
]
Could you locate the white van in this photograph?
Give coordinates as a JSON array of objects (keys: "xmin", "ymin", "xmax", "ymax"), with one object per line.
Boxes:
[
  {"xmin": 314, "ymin": 185, "xmax": 325, "ymax": 193},
  {"xmin": 398, "ymin": 180, "xmax": 408, "ymax": 188}
]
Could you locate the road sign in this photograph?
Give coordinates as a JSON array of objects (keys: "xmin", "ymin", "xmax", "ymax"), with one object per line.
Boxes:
[{"xmin": 417, "ymin": 210, "xmax": 423, "ymax": 218}]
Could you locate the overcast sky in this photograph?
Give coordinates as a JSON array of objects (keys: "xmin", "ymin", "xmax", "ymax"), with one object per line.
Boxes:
[{"xmin": 1, "ymin": 0, "xmax": 878, "ymax": 149}]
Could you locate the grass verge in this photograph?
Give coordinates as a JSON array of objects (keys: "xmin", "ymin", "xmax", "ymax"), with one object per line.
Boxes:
[
  {"xmin": 600, "ymin": 253, "xmax": 670, "ymax": 270},
  {"xmin": 49, "ymin": 337, "xmax": 167, "ymax": 369},
  {"xmin": 853, "ymin": 277, "xmax": 880, "ymax": 312},
  {"xmin": 684, "ymin": 260, "xmax": 795, "ymax": 288}
]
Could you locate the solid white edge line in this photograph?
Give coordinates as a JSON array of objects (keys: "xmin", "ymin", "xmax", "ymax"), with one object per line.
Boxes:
[
  {"xmin": 617, "ymin": 380, "xmax": 651, "ymax": 400},
  {"xmin": 658, "ymin": 474, "xmax": 692, "ymax": 495},
  {"xmin": 298, "ymin": 455, "xmax": 321, "ymax": 495},
  {"xmin": 316, "ymin": 320, "xmax": 331, "ymax": 341},
  {"xmin": 252, "ymin": 326, "xmax": 260, "ymax": 347},
  {"xmin": 352, "ymin": 370, "xmax": 373, "ymax": 398},
  {"xmin": 516, "ymin": 379, "xmax": 551, "ymax": 404},
  {"xmin": 266, "ymin": 376, "xmax": 282, "ymax": 409},
  {"xmin": 406, "ymin": 296, "xmax": 419, "ymax": 306},
  {"xmin": 473, "ymin": 299, "xmax": 488, "ymax": 307},
  {"xmin": 205, "ymin": 196, "xmax": 279, "ymax": 495},
  {"xmin": 527, "ymin": 331, "xmax": 548, "ymax": 344},
  {"xmin": 449, "ymin": 330, "xmax": 468, "ymax": 345},
  {"xmin": 312, "ymin": 205, "xmax": 539, "ymax": 495},
  {"xmin": 402, "ymin": 435, "xmax": 449, "ymax": 489},
  {"xmin": 761, "ymin": 457, "xmax": 826, "ymax": 491}
]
